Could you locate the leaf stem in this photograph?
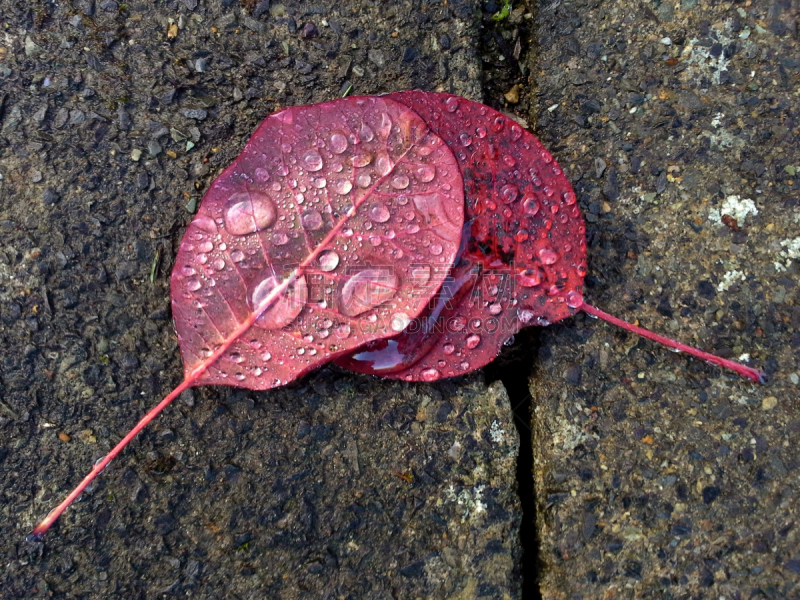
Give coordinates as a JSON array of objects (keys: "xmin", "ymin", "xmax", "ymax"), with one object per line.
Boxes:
[{"xmin": 580, "ymin": 302, "xmax": 765, "ymax": 383}]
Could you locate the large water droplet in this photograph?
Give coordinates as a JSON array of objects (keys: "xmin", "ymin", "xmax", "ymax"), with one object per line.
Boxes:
[
  {"xmin": 318, "ymin": 250, "xmax": 340, "ymax": 272},
  {"xmin": 333, "ymin": 179, "xmax": 353, "ymax": 195},
  {"xmin": 272, "ymin": 232, "xmax": 289, "ymax": 246},
  {"xmin": 443, "ymin": 343, "xmax": 455, "ymax": 355},
  {"xmin": 466, "ymin": 333, "xmax": 481, "ymax": 349},
  {"xmin": 352, "ymin": 152, "xmax": 372, "ymax": 168},
  {"xmin": 444, "ymin": 97, "xmax": 459, "ymax": 113},
  {"xmin": 301, "ymin": 209, "xmax": 324, "ymax": 230},
  {"xmin": 250, "ymin": 273, "xmax": 308, "ymax": 329},
  {"xmin": 409, "ymin": 264, "xmax": 431, "ymax": 286},
  {"xmin": 539, "ymin": 248, "xmax": 558, "ymax": 265},
  {"xmin": 224, "ymin": 192, "xmax": 277, "ymax": 236},
  {"xmin": 459, "ymin": 132, "xmax": 473, "ymax": 146},
  {"xmin": 198, "ymin": 241, "xmax": 214, "ymax": 253},
  {"xmin": 186, "ymin": 278, "xmax": 202, "ymax": 291},
  {"xmin": 338, "ymin": 268, "xmax": 399, "ymax": 317},
  {"xmin": 563, "ymin": 190, "xmax": 576, "ymax": 205},
  {"xmin": 376, "ymin": 155, "xmax": 393, "ymax": 176},
  {"xmin": 212, "ymin": 258, "xmax": 226, "ymax": 271},
  {"xmin": 378, "ymin": 112, "xmax": 392, "ymax": 138},
  {"xmin": 488, "ymin": 302, "xmax": 503, "ymax": 315},
  {"xmin": 368, "ymin": 202, "xmax": 391, "ymax": 223},
  {"xmin": 303, "ymin": 149, "xmax": 323, "ymax": 171},
  {"xmin": 476, "ymin": 126, "xmax": 487, "ymax": 138},
  {"xmin": 510, "ymin": 124, "xmax": 523, "ymax": 140},
  {"xmin": 335, "ymin": 323, "xmax": 351, "ymax": 338},
  {"xmin": 255, "ymin": 167, "xmax": 270, "ymax": 182},
  {"xmin": 430, "ymin": 243, "xmax": 443, "ymax": 256},
  {"xmin": 330, "ymin": 133, "xmax": 348, "ymax": 154}
]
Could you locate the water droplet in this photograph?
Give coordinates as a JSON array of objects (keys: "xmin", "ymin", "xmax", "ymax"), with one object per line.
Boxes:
[
  {"xmin": 518, "ymin": 309, "xmax": 535, "ymax": 323},
  {"xmin": 224, "ymin": 192, "xmax": 277, "ymax": 236},
  {"xmin": 460, "ymin": 361, "xmax": 470, "ymax": 370},
  {"xmin": 359, "ymin": 123, "xmax": 374, "ymax": 142},
  {"xmin": 378, "ymin": 113, "xmax": 392, "ymax": 137},
  {"xmin": 234, "ymin": 372, "xmax": 246, "ymax": 381},
  {"xmin": 302, "ymin": 149, "xmax": 323, "ymax": 171},
  {"xmin": 459, "ymin": 132, "xmax": 473, "ymax": 146},
  {"xmin": 186, "ymin": 278, "xmax": 202, "ymax": 291},
  {"xmin": 212, "ymin": 258, "xmax": 226, "ymax": 271},
  {"xmin": 369, "ymin": 235, "xmax": 382, "ymax": 247},
  {"xmin": 566, "ymin": 291, "xmax": 583, "ymax": 308},
  {"xmin": 415, "ymin": 165, "xmax": 435, "ymax": 182},
  {"xmin": 466, "ymin": 333, "xmax": 481, "ymax": 349},
  {"xmin": 318, "ymin": 250, "xmax": 339, "ymax": 272},
  {"xmin": 523, "ymin": 197, "xmax": 540, "ymax": 215},
  {"xmin": 301, "ymin": 209, "xmax": 324, "ymax": 230},
  {"xmin": 229, "ymin": 352, "xmax": 243, "ymax": 363},
  {"xmin": 391, "ymin": 174, "xmax": 410, "ymax": 189},
  {"xmin": 253, "ymin": 367, "xmax": 263, "ymax": 377},
  {"xmin": 430, "ymin": 243, "xmax": 443, "ymax": 256},
  {"xmin": 272, "ymin": 232, "xmax": 289, "ymax": 246},
  {"xmin": 539, "ymin": 248, "xmax": 558, "ymax": 265},
  {"xmin": 181, "ymin": 266, "xmax": 196, "ymax": 276},
  {"xmin": 338, "ymin": 268, "xmax": 399, "ymax": 317},
  {"xmin": 313, "ymin": 177, "xmax": 326, "ymax": 189},
  {"xmin": 376, "ymin": 155, "xmax": 393, "ymax": 176},
  {"xmin": 390, "ymin": 312, "xmax": 411, "ymax": 332},
  {"xmin": 444, "ymin": 96, "xmax": 459, "ymax": 112},
  {"xmin": 491, "ymin": 115, "xmax": 505, "ymax": 132},
  {"xmin": 515, "ymin": 229, "xmax": 529, "ymax": 242},
  {"xmin": 488, "ymin": 303, "xmax": 502, "ymax": 315},
  {"xmin": 303, "ymin": 333, "xmax": 314, "ymax": 343},
  {"xmin": 421, "ymin": 367, "xmax": 440, "ymax": 381},
  {"xmin": 406, "ymin": 223, "xmax": 420, "ymax": 234},
  {"xmin": 198, "ymin": 241, "xmax": 214, "ymax": 253},
  {"xmin": 563, "ymin": 190, "xmax": 576, "ymax": 205},
  {"xmin": 352, "ymin": 152, "xmax": 372, "ymax": 168},
  {"xmin": 510, "ymin": 124, "xmax": 523, "ymax": 140},
  {"xmin": 280, "ymin": 143, "xmax": 292, "ymax": 153},
  {"xmin": 255, "ymin": 167, "xmax": 270, "ymax": 182},
  {"xmin": 368, "ymin": 202, "xmax": 391, "ymax": 223},
  {"xmin": 518, "ymin": 268, "xmax": 542, "ymax": 287},
  {"xmin": 500, "ymin": 184, "xmax": 519, "ymax": 204},
  {"xmin": 335, "ymin": 323, "xmax": 351, "ymax": 339},
  {"xmin": 476, "ymin": 126, "xmax": 487, "ymax": 138},
  {"xmin": 443, "ymin": 343, "xmax": 455, "ymax": 355},
  {"xmin": 330, "ymin": 133, "xmax": 348, "ymax": 154},
  {"xmin": 261, "ymin": 351, "xmax": 272, "ymax": 361},
  {"xmin": 277, "ymin": 164, "xmax": 289, "ymax": 177},
  {"xmin": 196, "ymin": 253, "xmax": 208, "ymax": 265},
  {"xmin": 333, "ymin": 179, "xmax": 353, "ymax": 195},
  {"xmin": 250, "ymin": 273, "xmax": 308, "ymax": 329},
  {"xmin": 357, "ymin": 173, "xmax": 372, "ymax": 188},
  {"xmin": 409, "ymin": 264, "xmax": 431, "ymax": 286}
]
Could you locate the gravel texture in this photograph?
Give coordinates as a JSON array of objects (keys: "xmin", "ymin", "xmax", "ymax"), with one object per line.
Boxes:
[
  {"xmin": 0, "ymin": 1, "xmax": 523, "ymax": 598},
  {"xmin": 531, "ymin": 0, "xmax": 800, "ymax": 597}
]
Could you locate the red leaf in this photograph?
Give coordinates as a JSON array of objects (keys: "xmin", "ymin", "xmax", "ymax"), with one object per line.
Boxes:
[{"xmin": 336, "ymin": 92, "xmax": 587, "ymax": 381}]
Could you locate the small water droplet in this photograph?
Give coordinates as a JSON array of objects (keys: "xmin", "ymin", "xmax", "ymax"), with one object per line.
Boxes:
[
  {"xmin": 212, "ymin": 258, "xmax": 225, "ymax": 271},
  {"xmin": 443, "ymin": 343, "xmax": 455, "ymax": 355},
  {"xmin": 253, "ymin": 367, "xmax": 263, "ymax": 376},
  {"xmin": 390, "ymin": 312, "xmax": 411, "ymax": 332},
  {"xmin": 488, "ymin": 303, "xmax": 502, "ymax": 315},
  {"xmin": 466, "ymin": 333, "xmax": 481, "ymax": 349},
  {"xmin": 272, "ymin": 232, "xmax": 289, "ymax": 245},
  {"xmin": 255, "ymin": 167, "xmax": 270, "ymax": 182},
  {"xmin": 357, "ymin": 173, "xmax": 372, "ymax": 188},
  {"xmin": 430, "ymin": 243, "xmax": 443, "ymax": 256},
  {"xmin": 406, "ymin": 223, "xmax": 420, "ymax": 234},
  {"xmin": 369, "ymin": 235, "xmax": 382, "ymax": 247},
  {"xmin": 333, "ymin": 179, "xmax": 353, "ymax": 195},
  {"xmin": 277, "ymin": 164, "xmax": 289, "ymax": 177},
  {"xmin": 502, "ymin": 155, "xmax": 516, "ymax": 167},
  {"xmin": 510, "ymin": 124, "xmax": 523, "ymax": 140},
  {"xmin": 444, "ymin": 96, "xmax": 459, "ymax": 112},
  {"xmin": 261, "ymin": 351, "xmax": 272, "ymax": 361},
  {"xmin": 539, "ymin": 248, "xmax": 558, "ymax": 265},
  {"xmin": 338, "ymin": 268, "xmax": 399, "ymax": 317},
  {"xmin": 352, "ymin": 152, "xmax": 373, "ymax": 168},
  {"xmin": 409, "ymin": 264, "xmax": 431, "ymax": 286},
  {"xmin": 330, "ymin": 133, "xmax": 348, "ymax": 154},
  {"xmin": 563, "ymin": 190, "xmax": 576, "ymax": 205},
  {"xmin": 301, "ymin": 209, "xmax": 324, "ymax": 230},
  {"xmin": 460, "ymin": 361, "xmax": 470, "ymax": 370},
  {"xmin": 359, "ymin": 123, "xmax": 374, "ymax": 142},
  {"xmin": 280, "ymin": 143, "xmax": 292, "ymax": 153},
  {"xmin": 229, "ymin": 352, "xmax": 243, "ymax": 363},
  {"xmin": 515, "ymin": 229, "xmax": 529, "ymax": 242},
  {"xmin": 186, "ymin": 278, "xmax": 202, "ymax": 291},
  {"xmin": 376, "ymin": 155, "xmax": 393, "ymax": 176},
  {"xmin": 523, "ymin": 197, "xmax": 540, "ymax": 216},
  {"xmin": 303, "ymin": 149, "xmax": 323, "ymax": 171},
  {"xmin": 476, "ymin": 126, "xmax": 487, "ymax": 138},
  {"xmin": 518, "ymin": 268, "xmax": 543, "ymax": 287},
  {"xmin": 421, "ymin": 367, "xmax": 440, "ymax": 381},
  {"xmin": 415, "ymin": 165, "xmax": 435, "ymax": 183},
  {"xmin": 198, "ymin": 241, "xmax": 214, "ymax": 253},
  {"xmin": 335, "ymin": 323, "xmax": 351, "ymax": 339},
  {"xmin": 181, "ymin": 266, "xmax": 196, "ymax": 276},
  {"xmin": 318, "ymin": 250, "xmax": 340, "ymax": 272},
  {"xmin": 500, "ymin": 184, "xmax": 519, "ymax": 204},
  {"xmin": 368, "ymin": 202, "xmax": 391, "ymax": 223},
  {"xmin": 313, "ymin": 177, "xmax": 326, "ymax": 189},
  {"xmin": 391, "ymin": 173, "xmax": 410, "ymax": 189},
  {"xmin": 491, "ymin": 115, "xmax": 505, "ymax": 132},
  {"xmin": 566, "ymin": 291, "xmax": 583, "ymax": 308},
  {"xmin": 224, "ymin": 192, "xmax": 277, "ymax": 236},
  {"xmin": 234, "ymin": 372, "xmax": 246, "ymax": 381},
  {"xmin": 459, "ymin": 132, "xmax": 473, "ymax": 146}
]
